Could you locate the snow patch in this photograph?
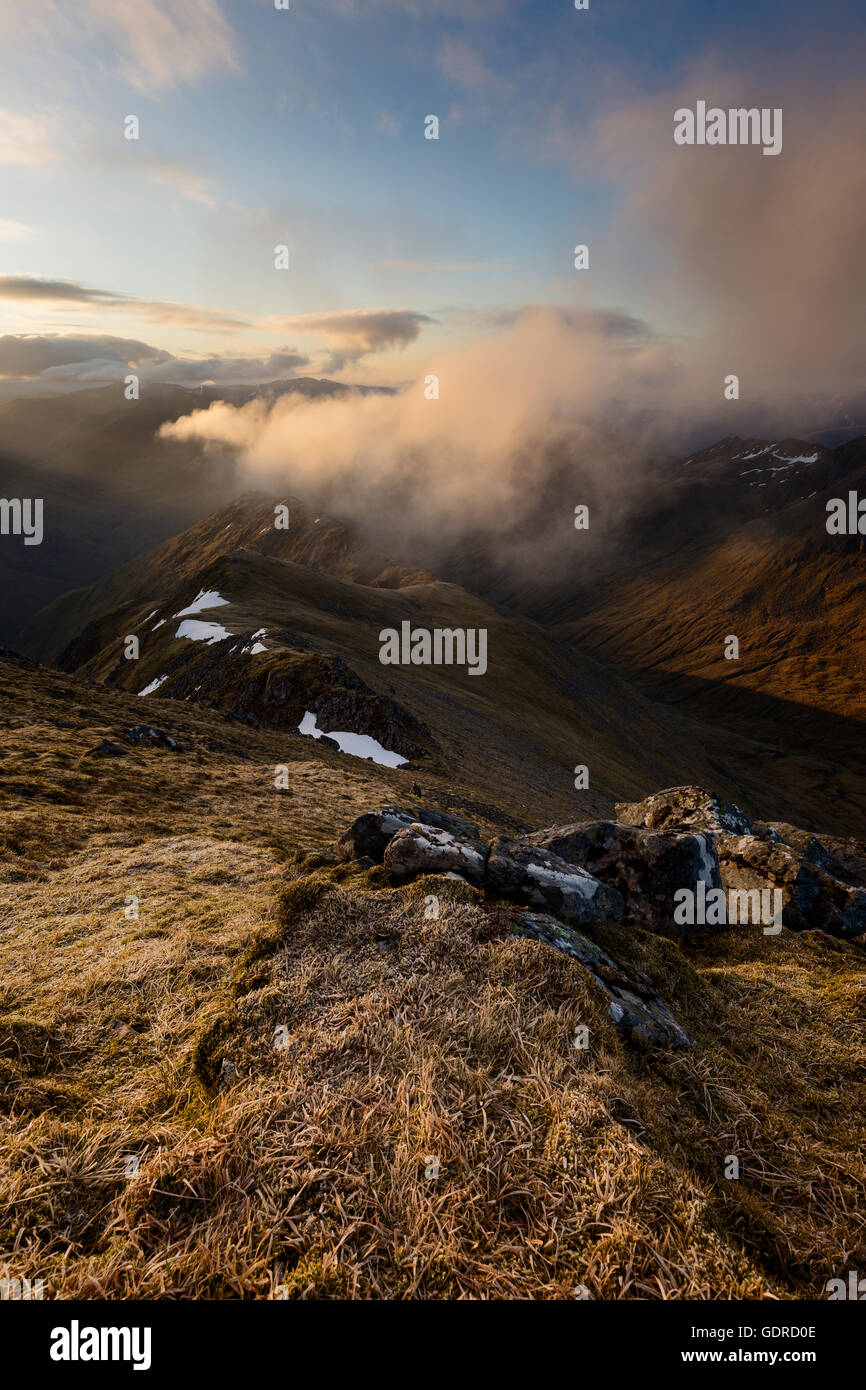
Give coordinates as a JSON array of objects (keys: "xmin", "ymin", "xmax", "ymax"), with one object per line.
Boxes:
[
  {"xmin": 175, "ymin": 618, "xmax": 232, "ymax": 644},
  {"xmin": 174, "ymin": 589, "xmax": 229, "ymax": 618},
  {"xmin": 138, "ymin": 674, "xmax": 168, "ymax": 697},
  {"xmin": 240, "ymin": 627, "xmax": 268, "ymax": 655},
  {"xmin": 297, "ymin": 710, "xmax": 407, "ymax": 768}
]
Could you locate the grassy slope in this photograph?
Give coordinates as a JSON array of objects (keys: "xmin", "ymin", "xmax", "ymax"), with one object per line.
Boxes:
[{"xmin": 1, "ymin": 656, "xmax": 864, "ymax": 1299}]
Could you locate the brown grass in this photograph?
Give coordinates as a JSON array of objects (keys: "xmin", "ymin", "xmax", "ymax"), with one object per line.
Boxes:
[{"xmin": 1, "ymin": 660, "xmax": 864, "ymax": 1299}]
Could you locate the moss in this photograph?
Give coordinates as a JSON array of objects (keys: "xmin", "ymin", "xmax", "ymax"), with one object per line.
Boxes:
[
  {"xmin": 191, "ymin": 1013, "xmax": 239, "ymax": 1092},
  {"xmin": 275, "ymin": 1250, "xmax": 350, "ymax": 1300},
  {"xmin": 0, "ymin": 1015, "xmax": 58, "ymax": 1073}
]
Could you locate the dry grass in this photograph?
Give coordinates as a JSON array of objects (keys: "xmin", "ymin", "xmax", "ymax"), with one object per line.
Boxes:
[{"xmin": 1, "ymin": 659, "xmax": 865, "ymax": 1299}]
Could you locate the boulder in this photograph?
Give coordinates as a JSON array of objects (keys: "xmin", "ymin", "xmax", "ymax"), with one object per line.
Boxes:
[
  {"xmin": 337, "ymin": 806, "xmax": 482, "ymax": 864},
  {"xmin": 523, "ymin": 820, "xmax": 723, "ymax": 940},
  {"xmin": 415, "ymin": 807, "xmax": 480, "ymax": 841},
  {"xmin": 384, "ymin": 825, "xmax": 487, "ymax": 886},
  {"xmin": 616, "ymin": 785, "xmax": 752, "ymax": 836},
  {"xmin": 486, "ymin": 839, "xmax": 624, "ymax": 928},
  {"xmin": 717, "ymin": 833, "xmax": 866, "ymax": 939},
  {"xmin": 761, "ymin": 822, "xmax": 860, "ymax": 882},
  {"xmin": 82, "ymin": 738, "xmax": 127, "ymax": 759},
  {"xmin": 336, "ymin": 807, "xmax": 415, "ymax": 862},
  {"xmin": 511, "ymin": 911, "xmax": 691, "ymax": 1049},
  {"xmin": 123, "ymin": 725, "xmax": 180, "ymax": 750}
]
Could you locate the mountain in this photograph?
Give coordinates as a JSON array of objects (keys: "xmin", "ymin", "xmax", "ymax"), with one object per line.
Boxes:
[
  {"xmin": 4, "ymin": 441, "xmax": 866, "ymax": 1301},
  {"xmin": 0, "ymin": 377, "xmax": 390, "ymax": 646},
  {"xmin": 18, "ymin": 485, "xmax": 866, "ymax": 838}
]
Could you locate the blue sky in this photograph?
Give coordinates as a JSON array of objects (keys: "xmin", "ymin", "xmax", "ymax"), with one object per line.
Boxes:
[{"xmin": 0, "ymin": 0, "xmax": 863, "ymax": 389}]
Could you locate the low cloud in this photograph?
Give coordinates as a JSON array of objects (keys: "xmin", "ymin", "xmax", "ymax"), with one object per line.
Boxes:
[
  {"xmin": 0, "ymin": 333, "xmax": 172, "ymax": 376},
  {"xmin": 0, "ymin": 332, "xmax": 309, "ymax": 386},
  {"xmin": 159, "ymin": 305, "xmax": 682, "ymax": 573},
  {"xmin": 263, "ymin": 308, "xmax": 435, "ymax": 370}
]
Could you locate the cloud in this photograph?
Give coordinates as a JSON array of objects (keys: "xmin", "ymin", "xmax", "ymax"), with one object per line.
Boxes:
[
  {"xmin": 0, "ymin": 108, "xmax": 60, "ymax": 164},
  {"xmin": 0, "ymin": 219, "xmax": 36, "ymax": 242},
  {"xmin": 0, "ymin": 333, "xmax": 172, "ymax": 377},
  {"xmin": 0, "ymin": 275, "xmax": 251, "ymax": 332},
  {"xmin": 463, "ymin": 305, "xmax": 655, "ymax": 342},
  {"xmin": 0, "ymin": 332, "xmax": 309, "ymax": 386},
  {"xmin": 127, "ymin": 155, "xmax": 220, "ymax": 210},
  {"xmin": 0, "ymin": 276, "xmax": 122, "ymax": 303},
  {"xmin": 0, "ymin": 0, "xmax": 241, "ymax": 94},
  {"xmin": 0, "ymin": 278, "xmax": 437, "ymax": 357},
  {"xmin": 590, "ymin": 65, "xmax": 866, "ymax": 396},
  {"xmin": 87, "ymin": 0, "xmax": 240, "ymax": 91},
  {"xmin": 263, "ymin": 308, "xmax": 435, "ymax": 369},
  {"xmin": 435, "ymin": 38, "xmax": 509, "ymax": 97},
  {"xmin": 158, "ymin": 305, "xmax": 684, "ymax": 578}
]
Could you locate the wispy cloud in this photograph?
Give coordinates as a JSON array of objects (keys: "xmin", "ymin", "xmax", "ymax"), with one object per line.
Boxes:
[
  {"xmin": 84, "ymin": 0, "xmax": 241, "ymax": 92},
  {"xmin": 0, "ymin": 275, "xmax": 250, "ymax": 332},
  {"xmin": 0, "ymin": 108, "xmax": 60, "ymax": 165},
  {"xmin": 263, "ymin": 308, "xmax": 436, "ymax": 369},
  {"xmin": 0, "ymin": 219, "xmax": 36, "ymax": 242},
  {"xmin": 0, "ymin": 0, "xmax": 242, "ymax": 95}
]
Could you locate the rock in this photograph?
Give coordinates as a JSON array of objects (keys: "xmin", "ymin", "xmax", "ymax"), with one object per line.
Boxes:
[
  {"xmin": 384, "ymin": 825, "xmax": 487, "ymax": 886},
  {"xmin": 523, "ymin": 820, "xmax": 723, "ymax": 941},
  {"xmin": 83, "ymin": 738, "xmax": 127, "ymax": 759},
  {"xmin": 511, "ymin": 911, "xmax": 691, "ymax": 1049},
  {"xmin": 761, "ymin": 823, "xmax": 847, "ymax": 878},
  {"xmin": 336, "ymin": 808, "xmax": 418, "ymax": 862},
  {"xmin": 123, "ymin": 725, "xmax": 181, "ymax": 751},
  {"xmin": 318, "ymin": 734, "xmax": 340, "ymax": 751},
  {"xmin": 415, "ymin": 807, "xmax": 480, "ymax": 841},
  {"xmin": 337, "ymin": 806, "xmax": 481, "ymax": 863},
  {"xmin": 717, "ymin": 833, "xmax": 866, "ymax": 938},
  {"xmin": 616, "ymin": 785, "xmax": 752, "ymax": 836},
  {"xmin": 487, "ymin": 839, "xmax": 624, "ymax": 928}
]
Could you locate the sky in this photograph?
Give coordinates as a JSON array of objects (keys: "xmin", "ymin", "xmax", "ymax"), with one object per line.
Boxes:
[{"xmin": 0, "ymin": 0, "xmax": 864, "ymax": 398}]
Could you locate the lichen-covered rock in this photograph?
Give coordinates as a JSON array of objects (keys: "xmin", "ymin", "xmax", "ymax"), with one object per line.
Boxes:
[
  {"xmin": 384, "ymin": 825, "xmax": 488, "ymax": 885},
  {"xmin": 761, "ymin": 823, "xmax": 857, "ymax": 881},
  {"xmin": 616, "ymin": 785, "xmax": 752, "ymax": 836},
  {"xmin": 337, "ymin": 805, "xmax": 482, "ymax": 864},
  {"xmin": 414, "ymin": 808, "xmax": 480, "ymax": 841},
  {"xmin": 511, "ymin": 911, "xmax": 691, "ymax": 1049},
  {"xmin": 523, "ymin": 820, "xmax": 723, "ymax": 941},
  {"xmin": 717, "ymin": 833, "xmax": 866, "ymax": 938},
  {"xmin": 336, "ymin": 807, "xmax": 415, "ymax": 862},
  {"xmin": 487, "ymin": 839, "xmax": 624, "ymax": 927}
]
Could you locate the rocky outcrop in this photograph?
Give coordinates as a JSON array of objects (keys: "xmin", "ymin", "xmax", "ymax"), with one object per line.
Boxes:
[
  {"xmin": 617, "ymin": 785, "xmax": 866, "ymax": 939},
  {"xmin": 336, "ymin": 807, "xmax": 480, "ymax": 863},
  {"xmin": 486, "ymin": 839, "xmax": 624, "ymax": 928},
  {"xmin": 716, "ymin": 833, "xmax": 866, "ymax": 938},
  {"xmin": 616, "ymin": 785, "xmax": 752, "ymax": 836},
  {"xmin": 524, "ymin": 821, "xmax": 723, "ymax": 941},
  {"xmin": 337, "ymin": 787, "xmax": 866, "ymax": 947},
  {"xmin": 385, "ymin": 825, "xmax": 487, "ymax": 886},
  {"xmin": 511, "ymin": 911, "xmax": 691, "ymax": 1049}
]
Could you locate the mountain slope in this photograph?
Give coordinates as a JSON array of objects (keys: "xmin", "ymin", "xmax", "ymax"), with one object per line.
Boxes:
[
  {"xmin": 1, "ymin": 651, "xmax": 864, "ymax": 1300},
  {"xmin": 19, "ymin": 493, "xmax": 866, "ymax": 837}
]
